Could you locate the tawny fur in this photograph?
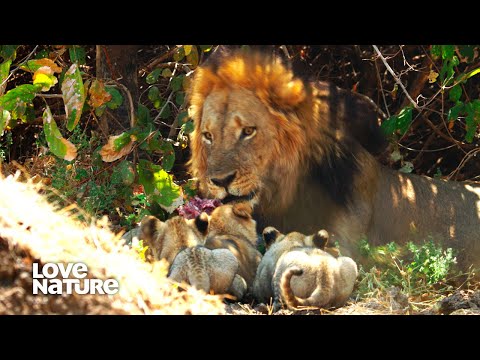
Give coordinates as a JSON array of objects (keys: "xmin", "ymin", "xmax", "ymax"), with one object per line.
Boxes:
[
  {"xmin": 272, "ymin": 248, "xmax": 358, "ymax": 311},
  {"xmin": 187, "ymin": 49, "xmax": 480, "ymax": 273},
  {"xmin": 253, "ymin": 227, "xmax": 326, "ymax": 303},
  {"xmin": 139, "ymin": 215, "xmax": 207, "ymax": 266},
  {"xmin": 204, "ymin": 203, "xmax": 262, "ymax": 289},
  {"xmin": 168, "ymin": 245, "xmax": 247, "ymax": 299}
]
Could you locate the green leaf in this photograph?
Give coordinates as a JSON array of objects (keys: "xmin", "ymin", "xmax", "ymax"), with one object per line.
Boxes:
[
  {"xmin": 19, "ymin": 58, "xmax": 62, "ymax": 73},
  {"xmin": 146, "ymin": 69, "xmax": 161, "ymax": 84},
  {"xmin": 105, "ymin": 86, "xmax": 123, "ymax": 109},
  {"xmin": 137, "ymin": 159, "xmax": 182, "ymax": 210},
  {"xmin": 381, "ymin": 115, "xmax": 397, "ymax": 136},
  {"xmin": 177, "ymin": 111, "xmax": 189, "ymax": 124},
  {"xmin": 69, "ymin": 46, "xmax": 86, "ymax": 65},
  {"xmin": 0, "ymin": 84, "xmax": 40, "ymax": 121},
  {"xmin": 186, "ymin": 46, "xmax": 199, "ymax": 68},
  {"xmin": 148, "ymin": 86, "xmax": 160, "ymax": 103},
  {"xmin": 170, "ymin": 75, "xmax": 184, "ymax": 92},
  {"xmin": 159, "ymin": 141, "xmax": 175, "ymax": 171},
  {"xmin": 162, "ymin": 68, "xmax": 172, "ymax": 78},
  {"xmin": 447, "ymin": 102, "xmax": 464, "ymax": 122},
  {"xmin": 0, "ymin": 109, "xmax": 11, "ymax": 136},
  {"xmin": 62, "ymin": 64, "xmax": 86, "ymax": 131},
  {"xmin": 449, "ymin": 85, "xmax": 462, "ymax": 103},
  {"xmin": 441, "ymin": 45, "xmax": 455, "ymax": 60},
  {"xmin": 458, "ymin": 45, "xmax": 475, "ymax": 62},
  {"xmin": 159, "ymin": 102, "xmax": 171, "ymax": 119},
  {"xmin": 43, "ymin": 105, "xmax": 77, "ymax": 161},
  {"xmin": 199, "ymin": 45, "xmax": 213, "ymax": 52},
  {"xmin": 0, "ymin": 60, "xmax": 12, "ymax": 85},
  {"xmin": 0, "ymin": 45, "xmax": 18, "ymax": 61},
  {"xmin": 173, "ymin": 47, "xmax": 185, "ymax": 62},
  {"xmin": 144, "ymin": 131, "xmax": 162, "ymax": 151},
  {"xmin": 181, "ymin": 120, "xmax": 194, "ymax": 134},
  {"xmin": 175, "ymin": 91, "xmax": 185, "ymax": 106},
  {"xmin": 112, "ymin": 160, "xmax": 135, "ymax": 186},
  {"xmin": 451, "ymin": 55, "xmax": 459, "ymax": 67},
  {"xmin": 465, "ymin": 67, "xmax": 480, "ymax": 80},
  {"xmin": 464, "ymin": 102, "xmax": 477, "ymax": 143},
  {"xmin": 396, "ymin": 106, "xmax": 413, "ymax": 135},
  {"xmin": 137, "ymin": 104, "xmax": 152, "ymax": 127},
  {"xmin": 183, "ymin": 45, "xmax": 193, "ymax": 56},
  {"xmin": 399, "ymin": 161, "xmax": 414, "ymax": 174},
  {"xmin": 113, "ymin": 131, "xmax": 133, "ymax": 151},
  {"xmin": 431, "ymin": 45, "xmax": 441, "ymax": 59}
]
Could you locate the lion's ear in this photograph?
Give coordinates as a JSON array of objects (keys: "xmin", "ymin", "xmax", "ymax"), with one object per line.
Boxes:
[
  {"xmin": 263, "ymin": 226, "xmax": 281, "ymax": 248},
  {"xmin": 194, "ymin": 212, "xmax": 210, "ymax": 235},
  {"xmin": 312, "ymin": 229, "xmax": 329, "ymax": 249},
  {"xmin": 139, "ymin": 215, "xmax": 164, "ymax": 241},
  {"xmin": 232, "ymin": 202, "xmax": 253, "ymax": 219}
]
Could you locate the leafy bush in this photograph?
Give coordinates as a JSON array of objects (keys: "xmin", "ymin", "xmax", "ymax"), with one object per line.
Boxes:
[{"xmin": 357, "ymin": 237, "xmax": 459, "ymax": 300}]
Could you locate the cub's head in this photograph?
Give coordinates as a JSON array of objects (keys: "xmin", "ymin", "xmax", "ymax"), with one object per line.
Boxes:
[
  {"xmin": 262, "ymin": 226, "xmax": 331, "ymax": 251},
  {"xmin": 206, "ymin": 202, "xmax": 258, "ymax": 244},
  {"xmin": 188, "ymin": 49, "xmax": 308, "ymax": 207},
  {"xmin": 139, "ymin": 214, "xmax": 209, "ymax": 262}
]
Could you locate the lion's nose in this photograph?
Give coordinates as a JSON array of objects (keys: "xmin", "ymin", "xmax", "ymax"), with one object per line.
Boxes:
[{"xmin": 211, "ymin": 172, "xmax": 236, "ymax": 188}]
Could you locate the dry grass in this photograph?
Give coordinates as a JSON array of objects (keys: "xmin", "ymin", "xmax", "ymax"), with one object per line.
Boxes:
[{"xmin": 0, "ymin": 171, "xmax": 226, "ymax": 315}]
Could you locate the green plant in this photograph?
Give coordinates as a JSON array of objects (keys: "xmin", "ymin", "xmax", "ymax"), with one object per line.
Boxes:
[{"xmin": 356, "ymin": 237, "xmax": 459, "ymax": 303}]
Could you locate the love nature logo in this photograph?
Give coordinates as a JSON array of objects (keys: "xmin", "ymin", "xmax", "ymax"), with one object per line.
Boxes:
[{"xmin": 32, "ymin": 263, "xmax": 119, "ymax": 295}]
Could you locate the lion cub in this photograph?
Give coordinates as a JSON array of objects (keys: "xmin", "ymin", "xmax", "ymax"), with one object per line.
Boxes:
[
  {"xmin": 204, "ymin": 202, "xmax": 262, "ymax": 290},
  {"xmin": 253, "ymin": 227, "xmax": 357, "ymax": 311},
  {"xmin": 139, "ymin": 214, "xmax": 209, "ymax": 265},
  {"xmin": 168, "ymin": 245, "xmax": 247, "ymax": 299}
]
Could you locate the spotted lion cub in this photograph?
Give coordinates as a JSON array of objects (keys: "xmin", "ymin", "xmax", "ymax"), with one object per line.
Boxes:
[
  {"xmin": 139, "ymin": 214, "xmax": 209, "ymax": 266},
  {"xmin": 204, "ymin": 202, "xmax": 262, "ymax": 291},
  {"xmin": 168, "ymin": 245, "xmax": 247, "ymax": 300},
  {"xmin": 253, "ymin": 227, "xmax": 357, "ymax": 311}
]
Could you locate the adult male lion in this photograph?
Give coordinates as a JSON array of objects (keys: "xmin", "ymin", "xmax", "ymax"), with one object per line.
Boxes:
[{"xmin": 187, "ymin": 48, "xmax": 480, "ymax": 272}]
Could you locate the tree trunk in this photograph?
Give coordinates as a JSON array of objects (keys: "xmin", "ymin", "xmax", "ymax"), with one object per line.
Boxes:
[{"xmin": 96, "ymin": 45, "xmax": 140, "ymax": 136}]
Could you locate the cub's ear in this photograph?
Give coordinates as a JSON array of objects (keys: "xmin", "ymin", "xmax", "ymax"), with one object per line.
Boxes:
[
  {"xmin": 262, "ymin": 226, "xmax": 281, "ymax": 248},
  {"xmin": 194, "ymin": 212, "xmax": 209, "ymax": 235},
  {"xmin": 232, "ymin": 202, "xmax": 253, "ymax": 219},
  {"xmin": 139, "ymin": 215, "xmax": 164, "ymax": 241},
  {"xmin": 312, "ymin": 229, "xmax": 329, "ymax": 249}
]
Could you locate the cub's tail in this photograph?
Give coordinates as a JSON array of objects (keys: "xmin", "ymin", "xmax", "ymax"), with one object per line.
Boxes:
[{"xmin": 278, "ymin": 266, "xmax": 304, "ymax": 310}]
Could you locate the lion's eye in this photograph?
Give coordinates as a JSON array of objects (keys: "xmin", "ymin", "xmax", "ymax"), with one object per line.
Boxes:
[
  {"xmin": 241, "ymin": 127, "xmax": 256, "ymax": 139},
  {"xmin": 203, "ymin": 132, "xmax": 213, "ymax": 142}
]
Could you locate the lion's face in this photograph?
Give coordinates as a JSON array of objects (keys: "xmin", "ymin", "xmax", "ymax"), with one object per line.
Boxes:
[{"xmin": 198, "ymin": 87, "xmax": 279, "ymax": 203}]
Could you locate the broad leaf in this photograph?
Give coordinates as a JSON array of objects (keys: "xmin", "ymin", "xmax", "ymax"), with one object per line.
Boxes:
[
  {"xmin": 88, "ymin": 79, "xmax": 112, "ymax": 108},
  {"xmin": 0, "ymin": 109, "xmax": 11, "ymax": 136},
  {"xmin": 148, "ymin": 86, "xmax": 160, "ymax": 103},
  {"xmin": 137, "ymin": 159, "xmax": 183, "ymax": 212},
  {"xmin": 105, "ymin": 86, "xmax": 123, "ymax": 109},
  {"xmin": 20, "ymin": 58, "xmax": 62, "ymax": 73},
  {"xmin": 449, "ymin": 85, "xmax": 462, "ymax": 103},
  {"xmin": 173, "ymin": 47, "xmax": 185, "ymax": 62},
  {"xmin": 159, "ymin": 141, "xmax": 175, "ymax": 171},
  {"xmin": 458, "ymin": 45, "xmax": 475, "ymax": 63},
  {"xmin": 186, "ymin": 45, "xmax": 199, "ymax": 68},
  {"xmin": 69, "ymin": 46, "xmax": 86, "ymax": 65},
  {"xmin": 33, "ymin": 66, "xmax": 58, "ymax": 91},
  {"xmin": 99, "ymin": 133, "xmax": 136, "ymax": 162},
  {"xmin": 464, "ymin": 100, "xmax": 480, "ymax": 143},
  {"xmin": 181, "ymin": 120, "xmax": 194, "ymax": 134},
  {"xmin": 170, "ymin": 75, "xmax": 183, "ymax": 91},
  {"xmin": 0, "ymin": 84, "xmax": 40, "ymax": 121},
  {"xmin": 199, "ymin": 45, "xmax": 213, "ymax": 52},
  {"xmin": 111, "ymin": 160, "xmax": 135, "ymax": 186},
  {"xmin": 62, "ymin": 64, "xmax": 86, "ymax": 131},
  {"xmin": 431, "ymin": 45, "xmax": 441, "ymax": 59},
  {"xmin": 43, "ymin": 106, "xmax": 77, "ymax": 161},
  {"xmin": 0, "ymin": 45, "xmax": 18, "ymax": 61},
  {"xmin": 441, "ymin": 45, "xmax": 455, "ymax": 60},
  {"xmin": 448, "ymin": 102, "xmax": 464, "ymax": 122},
  {"xmin": 175, "ymin": 91, "xmax": 185, "ymax": 106},
  {"xmin": 183, "ymin": 45, "xmax": 193, "ymax": 56},
  {"xmin": 0, "ymin": 60, "xmax": 12, "ymax": 87},
  {"xmin": 162, "ymin": 68, "xmax": 172, "ymax": 78},
  {"xmin": 146, "ymin": 69, "xmax": 161, "ymax": 84},
  {"xmin": 137, "ymin": 104, "xmax": 152, "ymax": 127}
]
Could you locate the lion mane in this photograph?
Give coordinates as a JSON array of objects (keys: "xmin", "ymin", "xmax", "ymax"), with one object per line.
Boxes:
[{"xmin": 187, "ymin": 48, "xmax": 480, "ymax": 274}]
